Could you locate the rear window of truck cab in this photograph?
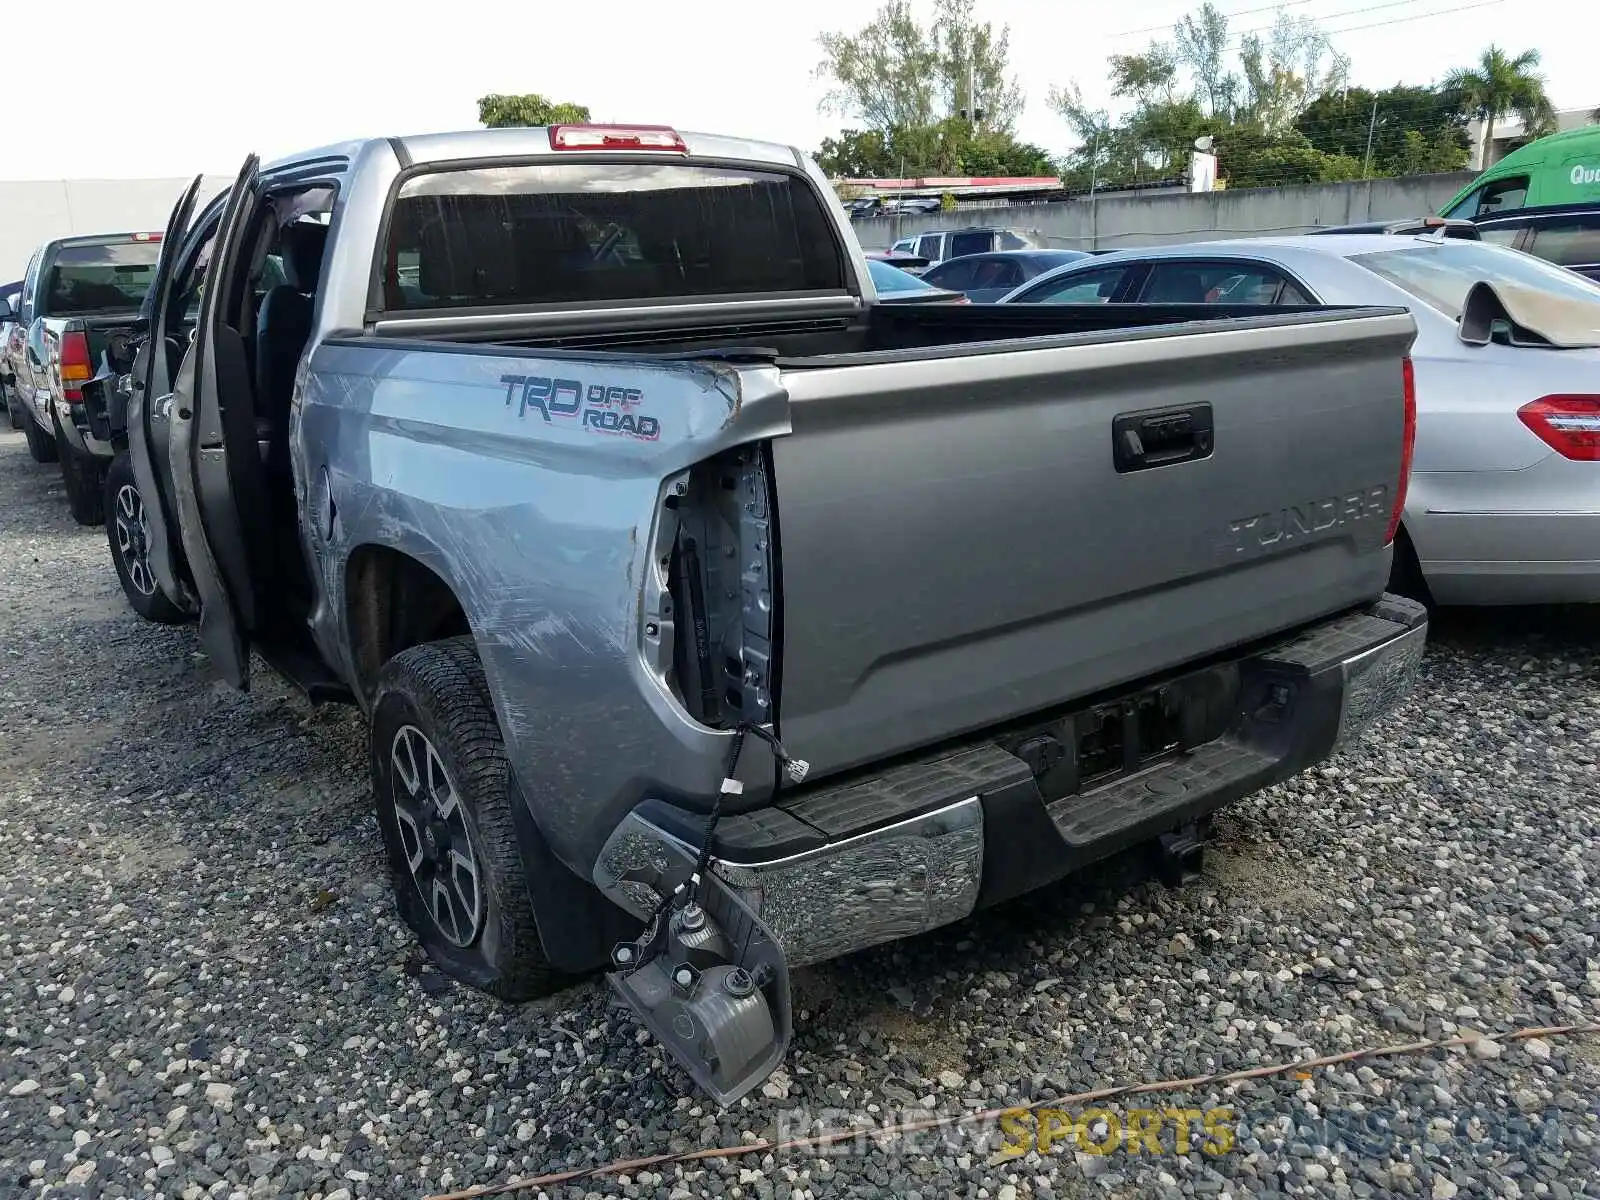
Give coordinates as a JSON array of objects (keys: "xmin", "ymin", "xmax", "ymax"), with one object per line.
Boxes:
[
  {"xmin": 44, "ymin": 239, "xmax": 163, "ymax": 315},
  {"xmin": 380, "ymin": 162, "xmax": 846, "ymax": 311}
]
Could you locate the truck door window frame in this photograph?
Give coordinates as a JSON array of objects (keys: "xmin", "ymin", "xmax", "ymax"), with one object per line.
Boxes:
[
  {"xmin": 1446, "ymin": 175, "xmax": 1530, "ymax": 219},
  {"xmin": 19, "ymin": 249, "xmax": 42, "ymax": 324}
]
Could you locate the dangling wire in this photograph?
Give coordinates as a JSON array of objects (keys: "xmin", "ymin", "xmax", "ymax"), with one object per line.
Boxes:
[{"xmin": 625, "ymin": 722, "xmax": 809, "ymax": 952}]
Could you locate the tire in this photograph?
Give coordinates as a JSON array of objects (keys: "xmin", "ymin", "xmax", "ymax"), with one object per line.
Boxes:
[
  {"xmin": 58, "ymin": 434, "xmax": 107, "ymax": 527},
  {"xmin": 104, "ymin": 453, "xmax": 188, "ymax": 624},
  {"xmin": 5, "ymin": 388, "xmax": 21, "ymax": 430},
  {"xmin": 370, "ymin": 635, "xmax": 559, "ymax": 1000},
  {"xmin": 1387, "ymin": 526, "xmax": 1434, "ymax": 608},
  {"xmin": 22, "ymin": 412, "xmax": 57, "ymax": 463}
]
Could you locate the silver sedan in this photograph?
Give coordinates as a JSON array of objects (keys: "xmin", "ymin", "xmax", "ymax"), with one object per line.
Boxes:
[{"xmin": 1000, "ymin": 236, "xmax": 1600, "ymax": 606}]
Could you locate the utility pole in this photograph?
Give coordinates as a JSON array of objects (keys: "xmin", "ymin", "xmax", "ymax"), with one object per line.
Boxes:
[
  {"xmin": 968, "ymin": 43, "xmax": 977, "ymax": 131},
  {"xmin": 1089, "ymin": 128, "xmax": 1101, "ymax": 253},
  {"xmin": 958, "ymin": 39, "xmax": 984, "ymax": 130},
  {"xmin": 1361, "ymin": 100, "xmax": 1378, "ymax": 179}
]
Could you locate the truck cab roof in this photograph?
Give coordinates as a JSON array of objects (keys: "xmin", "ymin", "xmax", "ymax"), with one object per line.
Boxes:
[{"xmin": 263, "ymin": 127, "xmax": 808, "ymax": 177}]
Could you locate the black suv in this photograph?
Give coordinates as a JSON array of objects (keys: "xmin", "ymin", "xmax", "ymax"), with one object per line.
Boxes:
[{"xmin": 1471, "ymin": 201, "xmax": 1600, "ymax": 282}]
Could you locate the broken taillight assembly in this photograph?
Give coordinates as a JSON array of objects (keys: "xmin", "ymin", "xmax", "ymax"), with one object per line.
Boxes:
[{"xmin": 1518, "ymin": 395, "xmax": 1600, "ymax": 461}]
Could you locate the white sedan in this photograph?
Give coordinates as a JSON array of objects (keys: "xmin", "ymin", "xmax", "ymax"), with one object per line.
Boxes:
[{"xmin": 1001, "ymin": 236, "xmax": 1600, "ymax": 606}]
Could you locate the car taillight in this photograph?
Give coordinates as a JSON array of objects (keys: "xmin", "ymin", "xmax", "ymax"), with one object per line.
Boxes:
[
  {"xmin": 1385, "ymin": 356, "xmax": 1417, "ymax": 547},
  {"xmin": 1517, "ymin": 395, "xmax": 1600, "ymax": 461},
  {"xmin": 58, "ymin": 330, "xmax": 93, "ymax": 404},
  {"xmin": 131, "ymin": 231, "xmax": 163, "ymax": 242},
  {"xmin": 548, "ymin": 124, "xmax": 688, "ymax": 153}
]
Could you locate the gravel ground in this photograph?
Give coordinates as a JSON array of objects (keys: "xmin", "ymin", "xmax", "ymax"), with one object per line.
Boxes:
[{"xmin": 2, "ymin": 426, "xmax": 1598, "ymax": 1200}]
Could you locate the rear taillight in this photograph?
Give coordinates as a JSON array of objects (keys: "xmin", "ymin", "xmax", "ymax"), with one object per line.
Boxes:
[
  {"xmin": 1385, "ymin": 356, "xmax": 1417, "ymax": 547},
  {"xmin": 58, "ymin": 330, "xmax": 93, "ymax": 404},
  {"xmin": 1518, "ymin": 395, "xmax": 1600, "ymax": 461},
  {"xmin": 131, "ymin": 231, "xmax": 163, "ymax": 242}
]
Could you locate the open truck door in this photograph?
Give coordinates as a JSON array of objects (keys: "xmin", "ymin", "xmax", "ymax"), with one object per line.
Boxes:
[
  {"xmin": 127, "ymin": 173, "xmax": 205, "ymax": 612},
  {"xmin": 167, "ymin": 155, "xmax": 264, "ymax": 691}
]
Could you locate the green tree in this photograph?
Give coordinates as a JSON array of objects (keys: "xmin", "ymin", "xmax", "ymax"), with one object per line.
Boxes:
[
  {"xmin": 477, "ymin": 94, "xmax": 592, "ymax": 128},
  {"xmin": 815, "ymin": 0, "xmax": 1024, "ymax": 135},
  {"xmin": 1049, "ymin": 3, "xmax": 1470, "ymax": 191},
  {"xmin": 1174, "ymin": 2, "xmax": 1235, "ymax": 119},
  {"xmin": 816, "ymin": 128, "xmax": 897, "ymax": 177},
  {"xmin": 1215, "ymin": 125, "xmax": 1362, "ymax": 188},
  {"xmin": 816, "ymin": 119, "xmax": 1053, "ymax": 178},
  {"xmin": 1237, "ymin": 12, "xmax": 1348, "ymax": 134},
  {"xmin": 1441, "ymin": 46, "xmax": 1556, "ymax": 156},
  {"xmin": 1295, "ymin": 85, "xmax": 1469, "ymax": 177}
]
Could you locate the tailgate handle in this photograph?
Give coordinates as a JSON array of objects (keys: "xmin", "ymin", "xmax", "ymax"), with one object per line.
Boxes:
[{"xmin": 1113, "ymin": 403, "xmax": 1214, "ymax": 473}]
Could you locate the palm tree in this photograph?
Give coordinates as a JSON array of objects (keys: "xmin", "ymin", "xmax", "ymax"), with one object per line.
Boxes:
[{"xmin": 1443, "ymin": 46, "xmax": 1556, "ymax": 164}]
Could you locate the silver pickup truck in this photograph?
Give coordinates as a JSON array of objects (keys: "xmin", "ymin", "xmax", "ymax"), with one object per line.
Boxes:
[{"xmin": 118, "ymin": 123, "xmax": 1426, "ymax": 1104}]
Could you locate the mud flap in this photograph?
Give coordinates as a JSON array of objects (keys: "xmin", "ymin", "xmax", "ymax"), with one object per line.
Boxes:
[{"xmin": 599, "ymin": 828, "xmax": 792, "ymax": 1106}]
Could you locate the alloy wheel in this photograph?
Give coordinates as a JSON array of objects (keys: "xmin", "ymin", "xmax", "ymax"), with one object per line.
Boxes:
[
  {"xmin": 389, "ymin": 724, "xmax": 484, "ymax": 948},
  {"xmin": 113, "ymin": 484, "xmax": 157, "ymax": 597}
]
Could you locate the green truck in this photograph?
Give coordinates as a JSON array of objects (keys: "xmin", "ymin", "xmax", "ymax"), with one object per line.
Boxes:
[{"xmin": 1441, "ymin": 124, "xmax": 1600, "ymax": 217}]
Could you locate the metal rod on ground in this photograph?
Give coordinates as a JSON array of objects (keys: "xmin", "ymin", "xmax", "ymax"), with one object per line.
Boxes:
[{"xmin": 420, "ymin": 1022, "xmax": 1600, "ymax": 1200}]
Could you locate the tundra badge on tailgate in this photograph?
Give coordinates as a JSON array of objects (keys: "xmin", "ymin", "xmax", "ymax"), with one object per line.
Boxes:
[{"xmin": 1228, "ymin": 485, "xmax": 1389, "ymax": 556}]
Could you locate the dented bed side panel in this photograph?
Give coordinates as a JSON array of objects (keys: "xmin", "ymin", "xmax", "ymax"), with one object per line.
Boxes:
[{"xmin": 292, "ymin": 339, "xmax": 791, "ymax": 874}]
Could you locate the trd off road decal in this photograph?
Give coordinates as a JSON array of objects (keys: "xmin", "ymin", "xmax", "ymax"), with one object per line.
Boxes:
[{"xmin": 500, "ymin": 374, "xmax": 661, "ymax": 441}]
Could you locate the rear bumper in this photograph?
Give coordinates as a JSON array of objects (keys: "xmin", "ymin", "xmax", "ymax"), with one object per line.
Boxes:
[
  {"xmin": 598, "ymin": 598, "xmax": 1427, "ymax": 1107},
  {"xmin": 598, "ymin": 594, "xmax": 1425, "ymax": 968},
  {"xmin": 53, "ymin": 394, "xmax": 114, "ymax": 461}
]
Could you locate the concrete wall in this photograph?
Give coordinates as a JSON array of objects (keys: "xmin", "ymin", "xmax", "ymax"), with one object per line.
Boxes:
[
  {"xmin": 852, "ymin": 171, "xmax": 1478, "ymax": 252},
  {"xmin": 0, "ymin": 176, "xmax": 235, "ymax": 283}
]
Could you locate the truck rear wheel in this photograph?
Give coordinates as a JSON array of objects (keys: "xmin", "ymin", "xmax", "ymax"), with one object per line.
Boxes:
[
  {"xmin": 22, "ymin": 414, "xmax": 57, "ymax": 464},
  {"xmin": 104, "ymin": 453, "xmax": 187, "ymax": 624},
  {"xmin": 57, "ymin": 429, "xmax": 106, "ymax": 526},
  {"xmin": 370, "ymin": 636, "xmax": 559, "ymax": 1001}
]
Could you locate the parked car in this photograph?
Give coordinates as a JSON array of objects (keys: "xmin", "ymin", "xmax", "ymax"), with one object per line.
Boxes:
[
  {"xmin": 1310, "ymin": 216, "xmax": 1481, "ymax": 240},
  {"xmin": 0, "ymin": 279, "xmax": 22, "ymax": 428},
  {"xmin": 1470, "ymin": 199, "xmax": 1600, "ymax": 282},
  {"xmin": 1001, "ymin": 235, "xmax": 1600, "ymax": 606},
  {"xmin": 0, "ymin": 233, "xmax": 164, "ymax": 522},
  {"xmin": 886, "ymin": 225, "xmax": 1038, "ymax": 266},
  {"xmin": 127, "ymin": 124, "xmax": 1424, "ymax": 1105},
  {"xmin": 918, "ymin": 249, "xmax": 1092, "ymax": 302},
  {"xmin": 1439, "ymin": 123, "xmax": 1600, "ymax": 219},
  {"xmin": 863, "ymin": 250, "xmax": 932, "ymax": 273},
  {"xmin": 864, "ymin": 257, "xmax": 967, "ymax": 303}
]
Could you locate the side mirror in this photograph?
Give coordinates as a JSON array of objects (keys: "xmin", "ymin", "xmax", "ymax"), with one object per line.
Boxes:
[{"xmin": 0, "ymin": 298, "xmax": 15, "ymax": 322}]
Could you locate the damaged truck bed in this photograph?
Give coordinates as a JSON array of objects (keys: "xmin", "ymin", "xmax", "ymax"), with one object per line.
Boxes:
[{"xmin": 134, "ymin": 124, "xmax": 1427, "ymax": 1105}]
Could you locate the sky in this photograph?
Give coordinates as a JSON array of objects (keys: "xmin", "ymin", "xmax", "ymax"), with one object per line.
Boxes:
[{"xmin": 8, "ymin": 0, "xmax": 1594, "ymax": 181}]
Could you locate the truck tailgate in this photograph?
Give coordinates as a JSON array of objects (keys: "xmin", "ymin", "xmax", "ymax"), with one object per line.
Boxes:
[{"xmin": 771, "ymin": 309, "xmax": 1416, "ymax": 778}]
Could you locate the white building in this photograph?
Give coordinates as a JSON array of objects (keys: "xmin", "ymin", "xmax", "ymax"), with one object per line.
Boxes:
[{"xmin": 1468, "ymin": 106, "xmax": 1597, "ymax": 170}]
